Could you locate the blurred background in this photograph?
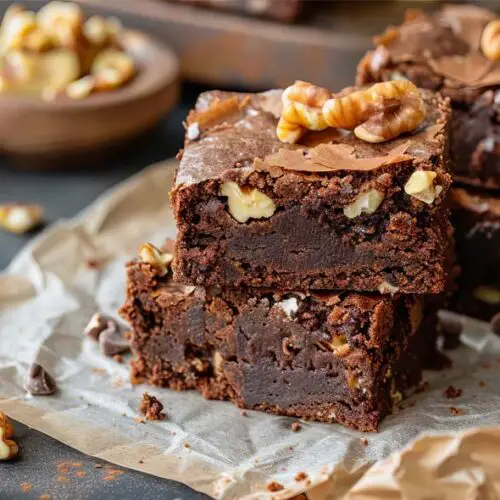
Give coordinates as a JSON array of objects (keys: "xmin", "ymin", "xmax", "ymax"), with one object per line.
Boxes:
[{"xmin": 1, "ymin": 0, "xmax": 499, "ymax": 270}]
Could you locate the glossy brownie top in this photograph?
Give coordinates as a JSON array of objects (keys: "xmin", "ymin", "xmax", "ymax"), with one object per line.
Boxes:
[
  {"xmin": 358, "ymin": 5, "xmax": 500, "ymax": 100},
  {"xmin": 174, "ymin": 87, "xmax": 451, "ymax": 189}
]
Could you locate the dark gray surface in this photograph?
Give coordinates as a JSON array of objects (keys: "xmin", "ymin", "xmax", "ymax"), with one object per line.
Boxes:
[{"xmin": 0, "ymin": 85, "xmax": 212, "ymax": 500}]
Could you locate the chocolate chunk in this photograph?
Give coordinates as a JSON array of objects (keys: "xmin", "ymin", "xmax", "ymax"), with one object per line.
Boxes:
[
  {"xmin": 24, "ymin": 363, "xmax": 57, "ymax": 396},
  {"xmin": 139, "ymin": 393, "xmax": 165, "ymax": 421},
  {"xmin": 83, "ymin": 313, "xmax": 109, "ymax": 341},
  {"xmin": 99, "ymin": 322, "xmax": 130, "ymax": 357},
  {"xmin": 491, "ymin": 313, "xmax": 500, "ymax": 335}
]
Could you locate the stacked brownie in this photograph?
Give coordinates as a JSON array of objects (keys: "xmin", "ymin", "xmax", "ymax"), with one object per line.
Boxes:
[
  {"xmin": 122, "ymin": 83, "xmax": 453, "ymax": 431},
  {"xmin": 357, "ymin": 4, "xmax": 500, "ymax": 323}
]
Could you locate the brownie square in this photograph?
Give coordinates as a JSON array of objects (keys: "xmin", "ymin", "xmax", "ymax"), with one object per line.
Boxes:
[
  {"xmin": 171, "ymin": 88, "xmax": 453, "ymax": 294},
  {"xmin": 356, "ymin": 5, "xmax": 500, "ymax": 190},
  {"xmin": 121, "ymin": 257, "xmax": 438, "ymax": 432},
  {"xmin": 451, "ymin": 188, "xmax": 500, "ymax": 322}
]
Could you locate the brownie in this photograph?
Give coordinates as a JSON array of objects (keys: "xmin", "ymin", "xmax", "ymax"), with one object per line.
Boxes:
[
  {"xmin": 356, "ymin": 5, "xmax": 500, "ymax": 189},
  {"xmin": 171, "ymin": 88, "xmax": 453, "ymax": 294},
  {"xmin": 450, "ymin": 188, "xmax": 500, "ymax": 321},
  {"xmin": 121, "ymin": 258, "xmax": 437, "ymax": 432},
  {"xmin": 168, "ymin": 0, "xmax": 302, "ymax": 22}
]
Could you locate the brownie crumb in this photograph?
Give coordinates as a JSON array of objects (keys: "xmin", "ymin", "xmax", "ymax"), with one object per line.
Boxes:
[
  {"xmin": 360, "ymin": 438, "xmax": 368, "ymax": 446},
  {"xmin": 267, "ymin": 481, "xmax": 284, "ymax": 492},
  {"xmin": 479, "ymin": 380, "xmax": 486, "ymax": 387},
  {"xmin": 135, "ymin": 417, "xmax": 145, "ymax": 424},
  {"xmin": 184, "ymin": 442, "xmax": 190, "ymax": 449},
  {"xmin": 295, "ymin": 472, "xmax": 307, "ymax": 481},
  {"xmin": 139, "ymin": 392, "xmax": 166, "ymax": 421},
  {"xmin": 240, "ymin": 410, "xmax": 248, "ymax": 417},
  {"xmin": 444, "ymin": 385, "xmax": 462, "ymax": 399},
  {"xmin": 39, "ymin": 495, "xmax": 51, "ymax": 500},
  {"xmin": 291, "ymin": 421, "xmax": 301, "ymax": 432},
  {"xmin": 415, "ymin": 381, "xmax": 429, "ymax": 393},
  {"xmin": 176, "ymin": 149, "xmax": 184, "ymax": 161},
  {"xmin": 113, "ymin": 354, "xmax": 123, "ymax": 363},
  {"xmin": 491, "ymin": 313, "xmax": 500, "ymax": 335},
  {"xmin": 86, "ymin": 259, "xmax": 103, "ymax": 270},
  {"xmin": 138, "ymin": 460, "xmax": 144, "ymax": 464},
  {"xmin": 449, "ymin": 407, "xmax": 465, "ymax": 416},
  {"xmin": 95, "ymin": 464, "xmax": 103, "ymax": 469},
  {"xmin": 482, "ymin": 363, "xmax": 490, "ymax": 370},
  {"xmin": 438, "ymin": 314, "xmax": 463, "ymax": 336}
]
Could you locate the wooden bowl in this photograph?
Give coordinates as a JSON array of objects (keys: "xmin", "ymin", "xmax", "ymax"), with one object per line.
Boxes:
[{"xmin": 0, "ymin": 30, "xmax": 180, "ymax": 163}]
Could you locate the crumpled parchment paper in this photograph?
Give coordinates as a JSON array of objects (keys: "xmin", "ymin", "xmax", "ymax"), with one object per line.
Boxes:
[{"xmin": 1, "ymin": 160, "xmax": 500, "ymax": 499}]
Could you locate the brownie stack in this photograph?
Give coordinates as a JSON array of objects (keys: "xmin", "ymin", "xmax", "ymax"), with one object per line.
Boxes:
[
  {"xmin": 357, "ymin": 4, "xmax": 500, "ymax": 324},
  {"xmin": 122, "ymin": 82, "xmax": 454, "ymax": 431}
]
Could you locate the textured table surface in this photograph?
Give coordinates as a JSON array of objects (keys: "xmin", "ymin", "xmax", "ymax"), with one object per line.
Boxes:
[{"xmin": 0, "ymin": 84, "xmax": 211, "ymax": 500}]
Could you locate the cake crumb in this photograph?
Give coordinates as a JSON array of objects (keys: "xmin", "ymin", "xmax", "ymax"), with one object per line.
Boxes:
[
  {"xmin": 415, "ymin": 380, "xmax": 429, "ymax": 393},
  {"xmin": 184, "ymin": 442, "xmax": 191, "ymax": 449},
  {"xmin": 291, "ymin": 421, "xmax": 301, "ymax": 432},
  {"xmin": 240, "ymin": 410, "xmax": 248, "ymax": 417},
  {"xmin": 138, "ymin": 459, "xmax": 144, "ymax": 464},
  {"xmin": 113, "ymin": 354, "xmax": 123, "ymax": 363},
  {"xmin": 267, "ymin": 481, "xmax": 284, "ymax": 492},
  {"xmin": 444, "ymin": 385, "xmax": 462, "ymax": 399},
  {"xmin": 20, "ymin": 483, "xmax": 33, "ymax": 493},
  {"xmin": 360, "ymin": 438, "xmax": 368, "ymax": 446},
  {"xmin": 479, "ymin": 380, "xmax": 486, "ymax": 387},
  {"xmin": 86, "ymin": 259, "xmax": 103, "ymax": 270},
  {"xmin": 295, "ymin": 472, "xmax": 307, "ymax": 481},
  {"xmin": 139, "ymin": 392, "xmax": 166, "ymax": 421},
  {"xmin": 449, "ymin": 406, "xmax": 465, "ymax": 416}
]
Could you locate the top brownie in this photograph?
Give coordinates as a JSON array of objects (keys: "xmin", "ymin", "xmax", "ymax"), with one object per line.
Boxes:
[
  {"xmin": 357, "ymin": 5, "xmax": 500, "ymax": 189},
  {"xmin": 171, "ymin": 86, "xmax": 452, "ymax": 293}
]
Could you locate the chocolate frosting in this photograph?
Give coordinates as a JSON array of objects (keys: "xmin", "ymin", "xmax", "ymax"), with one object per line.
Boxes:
[
  {"xmin": 375, "ymin": 5, "xmax": 500, "ymax": 89},
  {"xmin": 174, "ymin": 88, "xmax": 448, "ymax": 189}
]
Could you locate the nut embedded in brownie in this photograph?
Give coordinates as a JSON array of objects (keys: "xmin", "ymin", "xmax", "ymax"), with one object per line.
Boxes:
[
  {"xmin": 450, "ymin": 188, "xmax": 500, "ymax": 322},
  {"xmin": 120, "ymin": 253, "xmax": 439, "ymax": 432},
  {"xmin": 356, "ymin": 5, "xmax": 500, "ymax": 190},
  {"xmin": 171, "ymin": 83, "xmax": 453, "ymax": 293}
]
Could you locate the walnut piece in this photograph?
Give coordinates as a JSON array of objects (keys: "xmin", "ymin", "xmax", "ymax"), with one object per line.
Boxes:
[
  {"xmin": 138, "ymin": 243, "xmax": 173, "ymax": 276},
  {"xmin": 473, "ymin": 286, "xmax": 500, "ymax": 305},
  {"xmin": 0, "ymin": 204, "xmax": 43, "ymax": 234},
  {"xmin": 378, "ymin": 281, "xmax": 400, "ymax": 295},
  {"xmin": 220, "ymin": 181, "xmax": 276, "ymax": 223},
  {"xmin": 481, "ymin": 20, "xmax": 500, "ymax": 61},
  {"xmin": 0, "ymin": 6, "xmax": 38, "ymax": 53},
  {"xmin": 91, "ymin": 48, "xmax": 136, "ymax": 91},
  {"xmin": 323, "ymin": 81, "xmax": 426, "ymax": 143},
  {"xmin": 36, "ymin": 1, "xmax": 84, "ymax": 50},
  {"xmin": 83, "ymin": 15, "xmax": 121, "ymax": 46},
  {"xmin": 0, "ymin": 412, "xmax": 18, "ymax": 461},
  {"xmin": 277, "ymin": 80, "xmax": 330, "ymax": 143},
  {"xmin": 66, "ymin": 75, "xmax": 94, "ymax": 99},
  {"xmin": 404, "ymin": 170, "xmax": 442, "ymax": 204},
  {"xmin": 343, "ymin": 189, "xmax": 384, "ymax": 219}
]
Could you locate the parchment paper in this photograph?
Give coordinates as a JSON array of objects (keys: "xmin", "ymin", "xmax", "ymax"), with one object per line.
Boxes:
[{"xmin": 1, "ymin": 160, "xmax": 500, "ymax": 499}]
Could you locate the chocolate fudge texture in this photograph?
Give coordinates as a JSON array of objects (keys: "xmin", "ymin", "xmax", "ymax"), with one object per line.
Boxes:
[
  {"xmin": 357, "ymin": 5, "xmax": 500, "ymax": 189},
  {"xmin": 171, "ymin": 89, "xmax": 453, "ymax": 294},
  {"xmin": 121, "ymin": 258, "xmax": 436, "ymax": 432},
  {"xmin": 451, "ymin": 188, "xmax": 500, "ymax": 321}
]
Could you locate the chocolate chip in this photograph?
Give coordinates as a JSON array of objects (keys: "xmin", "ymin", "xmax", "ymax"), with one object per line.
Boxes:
[
  {"xmin": 83, "ymin": 313, "xmax": 108, "ymax": 341},
  {"xmin": 24, "ymin": 363, "xmax": 57, "ymax": 396},
  {"xmin": 490, "ymin": 313, "xmax": 500, "ymax": 335},
  {"xmin": 99, "ymin": 321, "xmax": 130, "ymax": 357}
]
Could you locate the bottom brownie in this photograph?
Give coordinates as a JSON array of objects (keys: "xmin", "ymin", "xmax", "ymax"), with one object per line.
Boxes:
[
  {"xmin": 121, "ymin": 252, "xmax": 435, "ymax": 432},
  {"xmin": 451, "ymin": 188, "xmax": 500, "ymax": 322}
]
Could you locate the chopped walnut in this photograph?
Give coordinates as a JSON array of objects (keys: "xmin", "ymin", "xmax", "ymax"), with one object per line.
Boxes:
[
  {"xmin": 323, "ymin": 80, "xmax": 426, "ymax": 143},
  {"xmin": 343, "ymin": 189, "xmax": 384, "ymax": 219},
  {"xmin": 0, "ymin": 412, "xmax": 18, "ymax": 461},
  {"xmin": 138, "ymin": 243, "xmax": 173, "ymax": 276},
  {"xmin": 220, "ymin": 182, "xmax": 276, "ymax": 223},
  {"xmin": 0, "ymin": 203, "xmax": 43, "ymax": 234},
  {"xmin": 404, "ymin": 170, "xmax": 442, "ymax": 204},
  {"xmin": 481, "ymin": 20, "xmax": 500, "ymax": 61}
]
